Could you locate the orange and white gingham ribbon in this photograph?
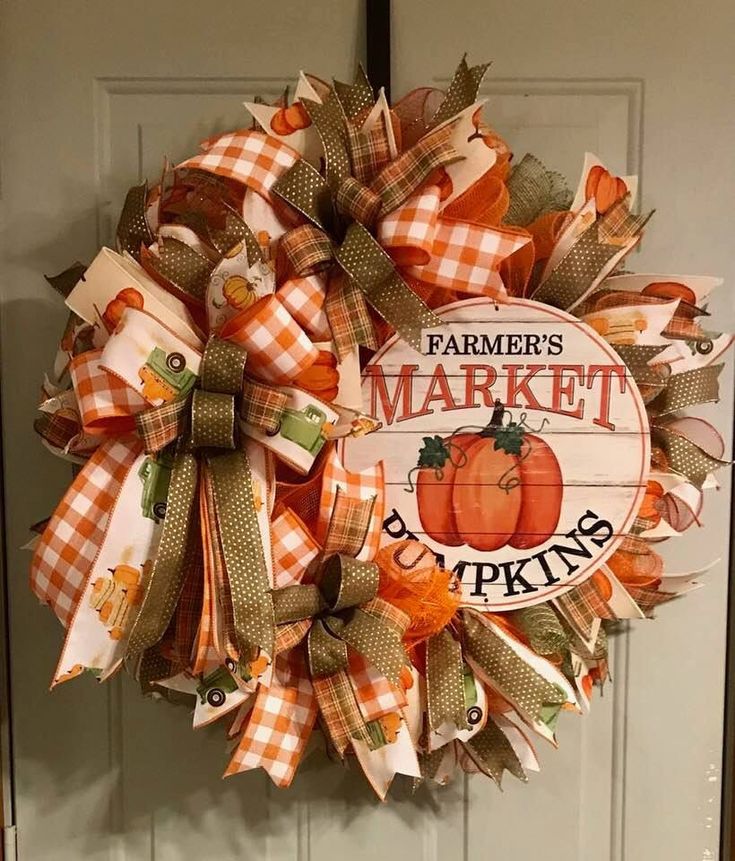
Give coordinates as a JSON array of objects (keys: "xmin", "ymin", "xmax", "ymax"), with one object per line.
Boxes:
[{"xmin": 378, "ymin": 186, "xmax": 530, "ymax": 299}]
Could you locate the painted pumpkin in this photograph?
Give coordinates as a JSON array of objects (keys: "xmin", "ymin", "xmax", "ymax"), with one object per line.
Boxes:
[
  {"xmin": 221, "ymin": 275, "xmax": 258, "ymax": 311},
  {"xmin": 641, "ymin": 280, "xmax": 697, "ymax": 306},
  {"xmin": 101, "ymin": 287, "xmax": 144, "ymax": 332},
  {"xmin": 585, "ymin": 165, "xmax": 628, "ymax": 215},
  {"xmin": 414, "ymin": 402, "xmax": 562, "ymax": 552},
  {"xmin": 270, "ymin": 101, "xmax": 311, "ymax": 137}
]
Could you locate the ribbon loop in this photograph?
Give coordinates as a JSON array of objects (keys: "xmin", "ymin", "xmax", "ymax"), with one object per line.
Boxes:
[
  {"xmin": 308, "ymin": 619, "xmax": 349, "ymax": 677},
  {"xmin": 200, "ymin": 337, "xmax": 247, "ymax": 394},
  {"xmin": 281, "ymin": 224, "xmax": 334, "ymax": 275},
  {"xmin": 319, "ymin": 554, "xmax": 379, "ymax": 612}
]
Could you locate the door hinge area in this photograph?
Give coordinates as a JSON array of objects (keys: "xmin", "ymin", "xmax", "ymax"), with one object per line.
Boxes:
[{"xmin": 3, "ymin": 825, "xmax": 17, "ymax": 861}]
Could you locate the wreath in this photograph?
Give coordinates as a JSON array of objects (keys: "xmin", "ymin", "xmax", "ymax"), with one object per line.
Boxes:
[{"xmin": 30, "ymin": 58, "xmax": 732, "ymax": 799}]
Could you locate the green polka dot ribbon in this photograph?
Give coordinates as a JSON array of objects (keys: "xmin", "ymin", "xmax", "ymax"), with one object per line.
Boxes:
[
  {"xmin": 271, "ymin": 554, "xmax": 408, "ymax": 683},
  {"xmin": 126, "ymin": 337, "xmax": 275, "ymax": 665},
  {"xmin": 460, "ymin": 609, "xmax": 566, "ymax": 726}
]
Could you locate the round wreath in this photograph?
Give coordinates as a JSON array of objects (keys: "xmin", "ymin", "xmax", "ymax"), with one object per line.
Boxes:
[{"xmin": 31, "ymin": 58, "xmax": 731, "ymax": 799}]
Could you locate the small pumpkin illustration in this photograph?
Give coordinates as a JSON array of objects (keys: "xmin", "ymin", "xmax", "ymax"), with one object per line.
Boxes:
[
  {"xmin": 216, "ymin": 275, "xmax": 258, "ymax": 312},
  {"xmin": 270, "ymin": 101, "xmax": 311, "ymax": 137},
  {"xmin": 584, "ymin": 165, "xmax": 628, "ymax": 215},
  {"xmin": 293, "ymin": 350, "xmax": 340, "ymax": 402},
  {"xmin": 412, "ymin": 401, "xmax": 562, "ymax": 552},
  {"xmin": 100, "ymin": 287, "xmax": 144, "ymax": 332},
  {"xmin": 641, "ymin": 280, "xmax": 697, "ymax": 305}
]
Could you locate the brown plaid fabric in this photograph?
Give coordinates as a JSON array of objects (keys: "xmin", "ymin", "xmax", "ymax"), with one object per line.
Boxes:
[
  {"xmin": 240, "ymin": 377, "xmax": 288, "ymax": 433},
  {"xmin": 335, "ymin": 176, "xmax": 382, "ymax": 227},
  {"xmin": 281, "ymin": 223, "xmax": 333, "ymax": 275},
  {"xmin": 275, "ymin": 619, "xmax": 312, "ymax": 655},
  {"xmin": 136, "ymin": 395, "xmax": 190, "ymax": 454},
  {"xmin": 171, "ymin": 556, "xmax": 204, "ymax": 669},
  {"xmin": 371, "ymin": 122, "xmax": 460, "ymax": 214},
  {"xmin": 597, "ymin": 198, "xmax": 652, "ymax": 244},
  {"xmin": 325, "ymin": 272, "xmax": 378, "ymax": 357},
  {"xmin": 347, "ymin": 119, "xmax": 392, "ymax": 185},
  {"xmin": 557, "ymin": 579, "xmax": 616, "ymax": 640},
  {"xmin": 34, "ymin": 410, "xmax": 80, "ymax": 451},
  {"xmin": 312, "ymin": 669, "xmax": 373, "ymax": 755},
  {"xmin": 361, "ymin": 597, "xmax": 410, "ymax": 639},
  {"xmin": 624, "ymin": 586, "xmax": 677, "ymax": 618},
  {"xmin": 322, "ymin": 485, "xmax": 376, "ymax": 556}
]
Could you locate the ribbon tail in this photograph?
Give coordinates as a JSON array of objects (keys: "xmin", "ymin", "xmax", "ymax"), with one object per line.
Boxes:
[
  {"xmin": 426, "ymin": 629, "xmax": 468, "ymax": 732},
  {"xmin": 225, "ymin": 651, "xmax": 318, "ymax": 787},
  {"xmin": 335, "ymin": 222, "xmax": 443, "ymax": 352},
  {"xmin": 461, "ymin": 609, "xmax": 573, "ymax": 738},
  {"xmin": 125, "ymin": 445, "xmax": 200, "ymax": 664},
  {"xmin": 207, "ymin": 449, "xmax": 275, "ymax": 661},
  {"xmin": 462, "ymin": 716, "xmax": 528, "ymax": 786}
]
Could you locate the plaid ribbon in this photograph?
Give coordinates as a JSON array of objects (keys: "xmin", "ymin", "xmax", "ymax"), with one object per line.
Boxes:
[
  {"xmin": 556, "ymin": 579, "xmax": 616, "ymax": 640},
  {"xmin": 135, "ymin": 355, "xmax": 287, "ymax": 453}
]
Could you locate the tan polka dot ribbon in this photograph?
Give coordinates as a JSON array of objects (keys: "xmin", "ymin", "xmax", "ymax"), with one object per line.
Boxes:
[
  {"xmin": 427, "ymin": 629, "xmax": 468, "ymax": 732},
  {"xmin": 460, "ymin": 609, "xmax": 566, "ymax": 725},
  {"xmin": 464, "ymin": 717, "xmax": 527, "ymax": 785},
  {"xmin": 126, "ymin": 337, "xmax": 276, "ymax": 665},
  {"xmin": 271, "ymin": 553, "xmax": 408, "ymax": 684}
]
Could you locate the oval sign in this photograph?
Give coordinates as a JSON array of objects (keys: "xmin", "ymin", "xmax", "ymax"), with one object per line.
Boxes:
[{"xmin": 342, "ymin": 298, "xmax": 650, "ymax": 610}]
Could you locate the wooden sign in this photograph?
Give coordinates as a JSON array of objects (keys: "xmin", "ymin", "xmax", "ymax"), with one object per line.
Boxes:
[{"xmin": 341, "ymin": 298, "xmax": 650, "ymax": 610}]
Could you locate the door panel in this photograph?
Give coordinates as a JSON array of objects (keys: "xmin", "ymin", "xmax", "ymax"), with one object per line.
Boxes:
[{"xmin": 394, "ymin": 3, "xmax": 734, "ymax": 859}]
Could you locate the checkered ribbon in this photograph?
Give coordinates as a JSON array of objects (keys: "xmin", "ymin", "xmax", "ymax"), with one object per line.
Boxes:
[{"xmin": 272, "ymin": 111, "xmax": 463, "ymax": 354}]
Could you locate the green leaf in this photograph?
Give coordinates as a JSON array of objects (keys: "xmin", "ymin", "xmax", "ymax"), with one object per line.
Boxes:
[
  {"xmin": 493, "ymin": 423, "xmax": 525, "ymax": 456},
  {"xmin": 417, "ymin": 435, "xmax": 451, "ymax": 469}
]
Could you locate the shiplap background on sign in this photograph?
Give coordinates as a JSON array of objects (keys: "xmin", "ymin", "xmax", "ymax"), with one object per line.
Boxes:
[{"xmin": 0, "ymin": 1, "xmax": 733, "ymax": 859}]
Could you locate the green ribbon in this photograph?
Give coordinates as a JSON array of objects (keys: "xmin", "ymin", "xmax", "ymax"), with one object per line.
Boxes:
[
  {"xmin": 127, "ymin": 338, "xmax": 275, "ymax": 666},
  {"xmin": 427, "ymin": 630, "xmax": 468, "ymax": 731},
  {"xmin": 511, "ymin": 604, "xmax": 569, "ymax": 657},
  {"xmin": 272, "ymin": 554, "xmax": 407, "ymax": 684},
  {"xmin": 430, "ymin": 55, "xmax": 491, "ymax": 128},
  {"xmin": 650, "ymin": 364, "xmax": 723, "ymax": 416},
  {"xmin": 503, "ymin": 153, "xmax": 573, "ymax": 227},
  {"xmin": 464, "ymin": 716, "xmax": 527, "ymax": 785}
]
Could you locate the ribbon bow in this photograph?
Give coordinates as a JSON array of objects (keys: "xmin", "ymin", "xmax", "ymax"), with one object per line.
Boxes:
[
  {"xmin": 273, "ymin": 553, "xmax": 408, "ymax": 685},
  {"xmin": 126, "ymin": 337, "xmax": 278, "ymax": 666},
  {"xmin": 273, "ymin": 92, "xmax": 462, "ymax": 356}
]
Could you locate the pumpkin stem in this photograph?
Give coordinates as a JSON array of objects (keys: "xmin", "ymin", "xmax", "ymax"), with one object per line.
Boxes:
[{"xmin": 480, "ymin": 399, "xmax": 506, "ymax": 437}]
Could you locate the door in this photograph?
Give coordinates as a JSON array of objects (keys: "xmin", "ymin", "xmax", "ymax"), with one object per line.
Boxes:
[{"xmin": 1, "ymin": 1, "xmax": 733, "ymax": 859}]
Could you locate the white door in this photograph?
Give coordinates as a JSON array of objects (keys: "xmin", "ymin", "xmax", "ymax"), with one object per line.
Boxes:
[{"xmin": 1, "ymin": 2, "xmax": 732, "ymax": 859}]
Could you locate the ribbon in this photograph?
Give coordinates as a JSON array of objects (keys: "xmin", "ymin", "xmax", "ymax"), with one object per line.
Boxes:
[
  {"xmin": 426, "ymin": 629, "xmax": 468, "ymax": 732},
  {"xmin": 463, "ymin": 717, "xmax": 527, "ymax": 785},
  {"xmin": 273, "ymin": 114, "xmax": 461, "ymax": 354},
  {"xmin": 273, "ymin": 553, "xmax": 407, "ymax": 684},
  {"xmin": 460, "ymin": 609, "xmax": 567, "ymax": 727},
  {"xmin": 126, "ymin": 338, "xmax": 275, "ymax": 664},
  {"xmin": 533, "ymin": 199, "xmax": 652, "ymax": 310},
  {"xmin": 503, "ymin": 154, "xmax": 573, "ymax": 228},
  {"xmin": 512, "ymin": 605, "xmax": 569, "ymax": 657}
]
